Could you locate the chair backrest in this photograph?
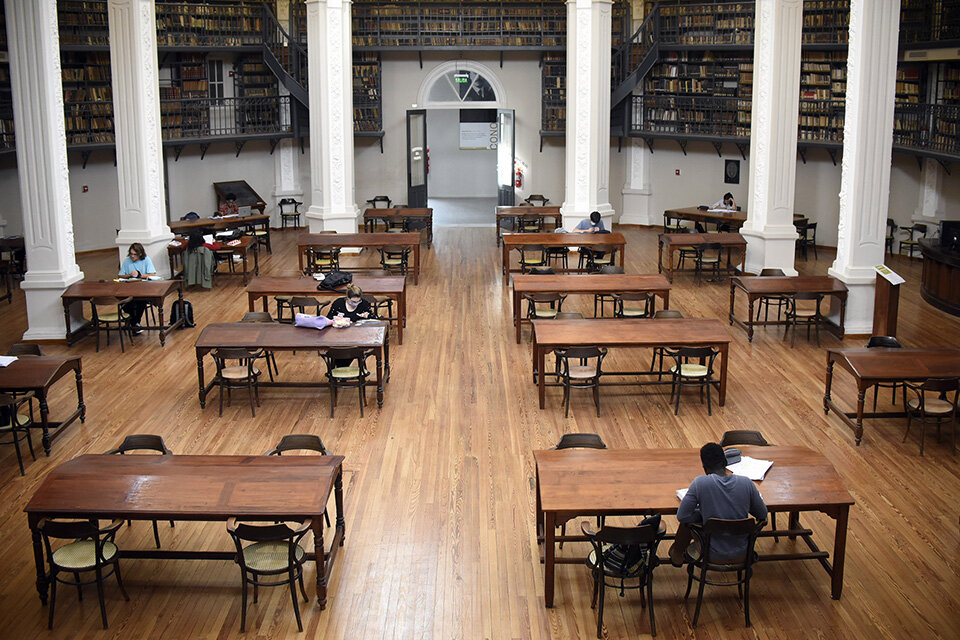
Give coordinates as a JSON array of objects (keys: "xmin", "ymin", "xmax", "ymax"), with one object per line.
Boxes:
[
  {"xmin": 241, "ymin": 311, "xmax": 275, "ymax": 323},
  {"xmin": 584, "ymin": 520, "xmax": 665, "ymax": 577},
  {"xmin": 382, "ymin": 245, "xmax": 411, "ymax": 255},
  {"xmin": 698, "ymin": 243, "xmax": 722, "ymax": 256},
  {"xmin": 92, "ymin": 296, "xmax": 129, "ymax": 306},
  {"xmin": 554, "ymin": 312, "xmax": 585, "ymax": 320},
  {"xmin": 265, "ymin": 434, "xmax": 328, "ymax": 456},
  {"xmin": 106, "ymin": 434, "xmax": 171, "ymax": 455},
  {"xmin": 695, "ymin": 222, "xmax": 707, "ymax": 233},
  {"xmin": 866, "ymin": 336, "xmax": 902, "ymax": 349},
  {"xmin": 719, "ymin": 430, "xmax": 770, "ymax": 447},
  {"xmin": 525, "ymin": 292, "xmax": 565, "ymax": 304},
  {"xmin": 653, "ymin": 309, "xmax": 684, "ymax": 319},
  {"xmin": 619, "ymin": 292, "xmax": 649, "ymax": 302},
  {"xmin": 212, "ymin": 347, "xmax": 262, "ymax": 366},
  {"xmin": 914, "ymin": 223, "xmax": 928, "ymax": 234},
  {"xmin": 598, "ymin": 265, "xmax": 625, "ymax": 274},
  {"xmin": 368, "ymin": 195, "xmax": 391, "ymax": 208},
  {"xmin": 528, "ymin": 267, "xmax": 555, "ymax": 275},
  {"xmin": 717, "ymin": 223, "xmax": 732, "ymax": 232},
  {"xmin": 324, "ymin": 347, "xmax": 371, "ymax": 364},
  {"xmin": 696, "ymin": 517, "xmax": 764, "ymax": 565},
  {"xmin": 558, "ymin": 346, "xmax": 605, "ymax": 362},
  {"xmin": 759, "ymin": 268, "xmax": 785, "ymax": 277},
  {"xmin": 38, "ymin": 518, "xmax": 122, "ymax": 569},
  {"xmin": 920, "ymin": 377, "xmax": 960, "ymax": 394},
  {"xmin": 7, "ymin": 343, "xmax": 43, "ymax": 356},
  {"xmin": 226, "ymin": 518, "xmax": 312, "ymax": 570},
  {"xmin": 668, "ymin": 346, "xmax": 718, "ymax": 362},
  {"xmin": 886, "ymin": 218, "xmax": 896, "ymax": 232},
  {"xmin": 555, "ymin": 433, "xmax": 607, "ymax": 449}
]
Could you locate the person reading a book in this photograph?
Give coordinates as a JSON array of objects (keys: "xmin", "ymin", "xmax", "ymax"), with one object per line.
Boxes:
[
  {"xmin": 118, "ymin": 243, "xmax": 157, "ymax": 334},
  {"xmin": 668, "ymin": 442, "xmax": 767, "ymax": 566},
  {"xmin": 218, "ymin": 192, "xmax": 239, "ymax": 216},
  {"xmin": 571, "ymin": 210, "xmax": 606, "ymax": 233},
  {"xmin": 711, "ymin": 192, "xmax": 737, "ymax": 210},
  {"xmin": 326, "ymin": 284, "xmax": 373, "ymax": 323}
]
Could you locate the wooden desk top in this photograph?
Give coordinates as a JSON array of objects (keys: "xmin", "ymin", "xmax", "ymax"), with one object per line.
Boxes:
[
  {"xmin": 362, "ymin": 208, "xmax": 432, "ymax": 218},
  {"xmin": 168, "ymin": 236, "xmax": 255, "ymax": 253},
  {"xmin": 496, "ymin": 206, "xmax": 562, "ymax": 216},
  {"xmin": 827, "ymin": 347, "xmax": 960, "ymax": 382},
  {"xmin": 532, "ymin": 318, "xmax": 730, "ymax": 348},
  {"xmin": 247, "ymin": 275, "xmax": 406, "ymax": 296},
  {"xmin": 0, "ymin": 356, "xmax": 81, "ymax": 391},
  {"xmin": 502, "ymin": 232, "xmax": 626, "ymax": 247},
  {"xmin": 62, "ymin": 279, "xmax": 181, "ymax": 300},
  {"xmin": 298, "ymin": 232, "xmax": 420, "ymax": 247},
  {"xmin": 732, "ymin": 275, "xmax": 848, "ymax": 295},
  {"xmin": 169, "ymin": 214, "xmax": 269, "ymax": 232},
  {"xmin": 196, "ymin": 322, "xmax": 386, "ymax": 351},
  {"xmin": 513, "ymin": 274, "xmax": 670, "ymax": 294},
  {"xmin": 534, "ymin": 446, "xmax": 854, "ymax": 513},
  {"xmin": 666, "ymin": 207, "xmax": 748, "ymax": 224},
  {"xmin": 25, "ymin": 454, "xmax": 342, "ymax": 520},
  {"xmin": 659, "ymin": 232, "xmax": 746, "ymax": 247}
]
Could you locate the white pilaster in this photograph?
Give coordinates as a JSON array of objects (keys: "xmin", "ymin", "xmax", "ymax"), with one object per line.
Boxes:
[
  {"xmin": 913, "ymin": 158, "xmax": 946, "ymax": 223},
  {"xmin": 304, "ymin": 0, "xmax": 358, "ymax": 233},
  {"xmin": 829, "ymin": 0, "xmax": 901, "ymax": 334},
  {"xmin": 108, "ymin": 0, "xmax": 173, "ymax": 273},
  {"xmin": 741, "ymin": 0, "xmax": 803, "ymax": 276},
  {"xmin": 5, "ymin": 0, "xmax": 84, "ymax": 340},
  {"xmin": 561, "ymin": 0, "xmax": 614, "ymax": 231},
  {"xmin": 273, "ymin": 86, "xmax": 303, "ymax": 228},
  {"xmin": 619, "ymin": 138, "xmax": 654, "ymax": 226}
]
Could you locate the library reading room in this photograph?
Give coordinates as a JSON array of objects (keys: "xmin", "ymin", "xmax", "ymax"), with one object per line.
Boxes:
[{"xmin": 1, "ymin": 0, "xmax": 960, "ymax": 638}]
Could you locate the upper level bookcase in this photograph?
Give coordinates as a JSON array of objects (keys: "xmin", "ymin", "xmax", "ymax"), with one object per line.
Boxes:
[{"xmin": 353, "ymin": 53, "xmax": 383, "ymax": 136}]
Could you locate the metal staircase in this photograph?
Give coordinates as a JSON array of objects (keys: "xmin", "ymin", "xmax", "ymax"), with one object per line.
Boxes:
[
  {"xmin": 261, "ymin": 6, "xmax": 308, "ymax": 107},
  {"xmin": 610, "ymin": 7, "xmax": 661, "ymax": 111}
]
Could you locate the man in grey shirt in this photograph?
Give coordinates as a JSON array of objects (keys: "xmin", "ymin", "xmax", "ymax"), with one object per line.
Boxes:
[{"xmin": 669, "ymin": 442, "xmax": 768, "ymax": 565}]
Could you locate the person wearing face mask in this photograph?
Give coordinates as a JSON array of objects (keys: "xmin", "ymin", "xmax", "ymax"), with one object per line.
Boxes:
[{"xmin": 326, "ymin": 284, "xmax": 373, "ymax": 322}]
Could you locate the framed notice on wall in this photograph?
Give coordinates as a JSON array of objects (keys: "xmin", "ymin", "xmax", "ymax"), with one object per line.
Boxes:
[{"xmin": 460, "ymin": 121, "xmax": 498, "ymax": 150}]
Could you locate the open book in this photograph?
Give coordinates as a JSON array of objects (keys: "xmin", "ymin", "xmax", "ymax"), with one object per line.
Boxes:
[{"xmin": 726, "ymin": 456, "xmax": 774, "ymax": 481}]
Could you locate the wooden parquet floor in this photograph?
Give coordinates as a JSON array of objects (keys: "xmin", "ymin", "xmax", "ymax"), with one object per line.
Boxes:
[{"xmin": 0, "ymin": 225, "xmax": 958, "ymax": 639}]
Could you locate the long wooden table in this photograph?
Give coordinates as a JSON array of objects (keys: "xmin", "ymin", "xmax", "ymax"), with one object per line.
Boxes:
[
  {"xmin": 824, "ymin": 347, "xmax": 960, "ymax": 445},
  {"xmin": 246, "ymin": 275, "xmax": 408, "ymax": 344},
  {"xmin": 362, "ymin": 208, "xmax": 433, "ymax": 247},
  {"xmin": 495, "ymin": 206, "xmax": 563, "ymax": 246},
  {"xmin": 658, "ymin": 232, "xmax": 747, "ymax": 282},
  {"xmin": 511, "ymin": 274, "xmax": 671, "ymax": 343},
  {"xmin": 168, "ymin": 235, "xmax": 260, "ymax": 284},
  {"xmin": 61, "ymin": 279, "xmax": 185, "ymax": 347},
  {"xmin": 0, "ymin": 356, "xmax": 84, "ymax": 455},
  {"xmin": 25, "ymin": 454, "xmax": 345, "ymax": 609},
  {"xmin": 664, "ymin": 207, "xmax": 808, "ymax": 230},
  {"xmin": 297, "ymin": 233, "xmax": 422, "ymax": 285},
  {"xmin": 531, "ymin": 318, "xmax": 731, "ymax": 409},
  {"xmin": 534, "ymin": 446, "xmax": 854, "ymax": 606},
  {"xmin": 168, "ymin": 213, "xmax": 269, "ymax": 234},
  {"xmin": 195, "ymin": 321, "xmax": 389, "ymax": 409},
  {"xmin": 729, "ymin": 275, "xmax": 848, "ymax": 342},
  {"xmin": 501, "ymin": 232, "xmax": 627, "ymax": 285}
]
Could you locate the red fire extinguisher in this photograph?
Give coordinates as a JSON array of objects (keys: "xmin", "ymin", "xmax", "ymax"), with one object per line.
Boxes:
[{"xmin": 515, "ymin": 167, "xmax": 523, "ymax": 188}]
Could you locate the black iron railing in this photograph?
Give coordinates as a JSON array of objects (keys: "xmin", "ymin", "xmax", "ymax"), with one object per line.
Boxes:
[
  {"xmin": 161, "ymin": 96, "xmax": 292, "ymax": 139},
  {"xmin": 630, "ymin": 94, "xmax": 748, "ymax": 138},
  {"xmin": 156, "ymin": 2, "xmax": 264, "ymax": 48},
  {"xmin": 657, "ymin": 1, "xmax": 755, "ymax": 48},
  {"xmin": 893, "ymin": 102, "xmax": 960, "ymax": 157}
]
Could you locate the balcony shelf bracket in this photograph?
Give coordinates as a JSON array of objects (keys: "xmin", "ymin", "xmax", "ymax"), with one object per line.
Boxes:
[
  {"xmin": 418, "ymin": 51, "xmax": 423, "ymax": 69},
  {"xmin": 827, "ymin": 148, "xmax": 839, "ymax": 166},
  {"xmin": 712, "ymin": 141, "xmax": 723, "ymax": 157},
  {"xmin": 172, "ymin": 145, "xmax": 184, "ymax": 162},
  {"xmin": 80, "ymin": 150, "xmax": 92, "ymax": 170},
  {"xmin": 677, "ymin": 139, "xmax": 688, "ymax": 156},
  {"xmin": 937, "ymin": 159, "xmax": 951, "ymax": 176},
  {"xmin": 735, "ymin": 143, "xmax": 747, "ymax": 160},
  {"xmin": 199, "ymin": 143, "xmax": 211, "ymax": 160},
  {"xmin": 644, "ymin": 137, "xmax": 655, "ymax": 154},
  {"xmin": 235, "ymin": 141, "xmax": 247, "ymax": 157},
  {"xmin": 269, "ymin": 138, "xmax": 280, "ymax": 155},
  {"xmin": 798, "ymin": 147, "xmax": 808, "ymax": 165}
]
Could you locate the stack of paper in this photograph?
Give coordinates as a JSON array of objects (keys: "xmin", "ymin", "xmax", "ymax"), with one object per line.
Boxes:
[
  {"xmin": 726, "ymin": 456, "xmax": 774, "ymax": 481},
  {"xmin": 0, "ymin": 355, "xmax": 18, "ymax": 367},
  {"xmin": 676, "ymin": 488, "xmax": 688, "ymax": 501}
]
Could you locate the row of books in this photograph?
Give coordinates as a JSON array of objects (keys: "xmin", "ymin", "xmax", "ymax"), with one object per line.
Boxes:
[{"xmin": 63, "ymin": 87, "xmax": 111, "ymax": 102}]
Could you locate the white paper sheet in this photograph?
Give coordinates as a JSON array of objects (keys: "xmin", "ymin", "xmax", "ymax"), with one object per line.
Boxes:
[
  {"xmin": 0, "ymin": 355, "xmax": 17, "ymax": 367},
  {"xmin": 726, "ymin": 456, "xmax": 774, "ymax": 481},
  {"xmin": 676, "ymin": 488, "xmax": 688, "ymax": 501}
]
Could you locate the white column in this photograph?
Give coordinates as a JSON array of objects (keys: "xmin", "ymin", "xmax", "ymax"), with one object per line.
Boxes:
[
  {"xmin": 304, "ymin": 0, "xmax": 358, "ymax": 233},
  {"xmin": 108, "ymin": 0, "xmax": 173, "ymax": 273},
  {"xmin": 273, "ymin": 87, "xmax": 303, "ymax": 228},
  {"xmin": 619, "ymin": 138, "xmax": 654, "ymax": 226},
  {"xmin": 828, "ymin": 0, "xmax": 901, "ymax": 334},
  {"xmin": 741, "ymin": 0, "xmax": 803, "ymax": 276},
  {"xmin": 562, "ymin": 0, "xmax": 614, "ymax": 230},
  {"xmin": 5, "ymin": 0, "xmax": 84, "ymax": 340},
  {"xmin": 913, "ymin": 158, "xmax": 946, "ymax": 223}
]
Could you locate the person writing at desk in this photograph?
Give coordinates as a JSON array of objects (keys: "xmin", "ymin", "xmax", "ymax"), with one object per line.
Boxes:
[
  {"xmin": 118, "ymin": 242, "xmax": 156, "ymax": 334},
  {"xmin": 669, "ymin": 442, "xmax": 767, "ymax": 566},
  {"xmin": 218, "ymin": 192, "xmax": 239, "ymax": 216},
  {"xmin": 571, "ymin": 210, "xmax": 606, "ymax": 233},
  {"xmin": 711, "ymin": 192, "xmax": 737, "ymax": 211},
  {"xmin": 326, "ymin": 284, "xmax": 373, "ymax": 322}
]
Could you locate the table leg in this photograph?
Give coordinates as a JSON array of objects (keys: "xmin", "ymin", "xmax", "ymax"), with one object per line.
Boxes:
[
  {"xmin": 662, "ymin": 289, "xmax": 670, "ymax": 310},
  {"xmin": 729, "ymin": 280, "xmax": 736, "ymax": 326},
  {"xmin": 400, "ymin": 289, "xmax": 407, "ymax": 328},
  {"xmin": 157, "ymin": 301, "xmax": 167, "ymax": 346},
  {"xmin": 535, "ymin": 465, "xmax": 543, "ymax": 539},
  {"xmin": 537, "ymin": 345, "xmax": 546, "ymax": 410},
  {"xmin": 334, "ymin": 468, "xmax": 345, "ymax": 544},
  {"xmin": 514, "ymin": 289, "xmax": 521, "ymax": 344},
  {"xmin": 839, "ymin": 294, "xmax": 847, "ymax": 336},
  {"xmin": 30, "ymin": 521, "xmax": 48, "ymax": 605},
  {"xmin": 831, "ymin": 505, "xmax": 849, "ymax": 599},
  {"xmin": 618, "ymin": 243, "xmax": 625, "ymax": 267},
  {"xmin": 824, "ymin": 357, "xmax": 835, "ymax": 415},
  {"xmin": 718, "ymin": 343, "xmax": 729, "ymax": 406},
  {"xmin": 376, "ymin": 349, "xmax": 384, "ymax": 408},
  {"xmin": 314, "ymin": 516, "xmax": 327, "ymax": 609},
  {"xmin": 384, "ymin": 330, "xmax": 391, "ymax": 383},
  {"xmin": 657, "ymin": 238, "xmax": 663, "ymax": 274},
  {"xmin": 395, "ymin": 294, "xmax": 404, "ymax": 345},
  {"xmin": 544, "ymin": 511, "xmax": 556, "ymax": 607},
  {"xmin": 502, "ymin": 244, "xmax": 509, "ymax": 285},
  {"xmin": 75, "ymin": 367, "xmax": 85, "ymax": 423},
  {"xmin": 667, "ymin": 247, "xmax": 675, "ymax": 283},
  {"xmin": 747, "ymin": 298, "xmax": 756, "ymax": 342},
  {"xmin": 496, "ymin": 221, "xmax": 501, "ymax": 246},
  {"xmin": 413, "ymin": 244, "xmax": 420, "ymax": 285},
  {"xmin": 63, "ymin": 299, "xmax": 72, "ymax": 344},
  {"xmin": 242, "ymin": 251, "xmax": 249, "ymax": 286},
  {"xmin": 197, "ymin": 350, "xmax": 207, "ymax": 409},
  {"xmin": 248, "ymin": 293, "xmax": 256, "ymax": 312},
  {"xmin": 855, "ymin": 385, "xmax": 866, "ymax": 445}
]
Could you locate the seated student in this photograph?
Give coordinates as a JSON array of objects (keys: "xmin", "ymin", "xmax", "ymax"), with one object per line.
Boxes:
[
  {"xmin": 669, "ymin": 442, "xmax": 767, "ymax": 565},
  {"xmin": 326, "ymin": 284, "xmax": 373, "ymax": 322},
  {"xmin": 571, "ymin": 210, "xmax": 606, "ymax": 234},
  {"xmin": 118, "ymin": 243, "xmax": 156, "ymax": 334},
  {"xmin": 711, "ymin": 192, "xmax": 737, "ymax": 210},
  {"xmin": 217, "ymin": 192, "xmax": 239, "ymax": 216},
  {"xmin": 181, "ymin": 211, "xmax": 200, "ymax": 221}
]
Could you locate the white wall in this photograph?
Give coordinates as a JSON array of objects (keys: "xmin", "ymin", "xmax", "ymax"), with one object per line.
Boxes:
[{"xmin": 425, "ymin": 109, "xmax": 496, "ymax": 198}]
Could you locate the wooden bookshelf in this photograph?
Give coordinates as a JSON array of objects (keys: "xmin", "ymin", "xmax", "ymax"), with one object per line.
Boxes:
[
  {"xmin": 541, "ymin": 53, "xmax": 565, "ymax": 134},
  {"xmin": 157, "ymin": 2, "xmax": 267, "ymax": 48},
  {"xmin": 353, "ymin": 53, "xmax": 382, "ymax": 134},
  {"xmin": 60, "ymin": 51, "xmax": 113, "ymax": 145},
  {"xmin": 58, "ymin": 0, "xmax": 109, "ymax": 48},
  {"xmin": 802, "ymin": 0, "xmax": 849, "ymax": 45}
]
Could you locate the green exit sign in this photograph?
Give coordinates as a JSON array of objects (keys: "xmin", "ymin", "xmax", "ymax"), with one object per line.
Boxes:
[{"xmin": 455, "ymin": 77, "xmax": 468, "ymax": 84}]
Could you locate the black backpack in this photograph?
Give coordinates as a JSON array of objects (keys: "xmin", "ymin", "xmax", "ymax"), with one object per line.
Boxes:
[
  {"xmin": 318, "ymin": 271, "xmax": 353, "ymax": 291},
  {"xmin": 170, "ymin": 299, "xmax": 195, "ymax": 328}
]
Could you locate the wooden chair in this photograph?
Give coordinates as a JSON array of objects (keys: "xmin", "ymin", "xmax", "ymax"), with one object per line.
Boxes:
[
  {"xmin": 614, "ymin": 292, "xmax": 652, "ymax": 319},
  {"xmin": 583, "ymin": 518, "xmax": 666, "ymax": 638},
  {"xmin": 366, "ymin": 195, "xmax": 392, "ymax": 208},
  {"xmin": 544, "ymin": 246, "xmax": 568, "ymax": 270},
  {"xmin": 673, "ymin": 228, "xmax": 698, "ymax": 272},
  {"xmin": 885, "ymin": 218, "xmax": 897, "ymax": 256},
  {"xmin": 554, "ymin": 312, "xmax": 584, "ymax": 320},
  {"xmin": 105, "ymin": 435, "xmax": 175, "ymax": 548},
  {"xmin": 784, "ymin": 292, "xmax": 826, "ymax": 348},
  {"xmin": 666, "ymin": 346, "xmax": 719, "ymax": 415},
  {"xmin": 264, "ymin": 435, "xmax": 333, "ymax": 527},
  {"xmin": 0, "ymin": 392, "xmax": 35, "ymax": 475},
  {"xmin": 524, "ymin": 194, "xmax": 549, "ymax": 206},
  {"xmin": 592, "ymin": 266, "xmax": 625, "ymax": 318},
  {"xmin": 580, "ymin": 244, "xmax": 617, "ymax": 273},
  {"xmin": 240, "ymin": 312, "xmax": 280, "ymax": 380},
  {"xmin": 553, "ymin": 434, "xmax": 606, "ymax": 548},
  {"xmin": 517, "ymin": 245, "xmax": 547, "ymax": 273},
  {"xmin": 902, "ymin": 378, "xmax": 960, "ymax": 455},
  {"xmin": 278, "ymin": 198, "xmax": 303, "ymax": 230},
  {"xmin": 226, "ymin": 518, "xmax": 312, "ymax": 632},
  {"xmin": 518, "ymin": 214, "xmax": 543, "ymax": 233},
  {"xmin": 684, "ymin": 517, "xmax": 766, "ymax": 627},
  {"xmin": 796, "ymin": 222, "xmax": 818, "ymax": 260},
  {"xmin": 527, "ymin": 267, "xmax": 555, "ymax": 275},
  {"xmin": 7, "ymin": 343, "xmax": 43, "ymax": 356},
  {"xmin": 321, "ymin": 347, "xmax": 375, "ymax": 418},
  {"xmin": 555, "ymin": 346, "xmax": 607, "ymax": 417},
  {"xmin": 305, "ymin": 245, "xmax": 341, "ymax": 275},
  {"xmin": 524, "ymin": 292, "xmax": 566, "ymax": 319},
  {"xmin": 39, "ymin": 518, "xmax": 129, "ymax": 630},
  {"xmin": 650, "ymin": 310, "xmax": 683, "ymax": 379},
  {"xmin": 244, "ymin": 222, "xmax": 271, "ymax": 254},
  {"xmin": 90, "ymin": 296, "xmax": 134, "ymax": 352},
  {"xmin": 866, "ymin": 336, "xmax": 905, "ymax": 411},
  {"xmin": 755, "ymin": 268, "xmax": 789, "ymax": 322},
  {"xmin": 211, "ymin": 348, "xmax": 263, "ymax": 417},
  {"xmin": 277, "ymin": 296, "xmax": 329, "ymax": 326},
  {"xmin": 378, "ymin": 245, "xmax": 410, "ymax": 275},
  {"xmin": 694, "ymin": 243, "xmax": 722, "ymax": 284},
  {"xmin": 719, "ymin": 430, "xmax": 780, "ymax": 541},
  {"xmin": 898, "ymin": 223, "xmax": 927, "ymax": 258},
  {"xmin": 663, "ymin": 212, "xmax": 685, "ymax": 233}
]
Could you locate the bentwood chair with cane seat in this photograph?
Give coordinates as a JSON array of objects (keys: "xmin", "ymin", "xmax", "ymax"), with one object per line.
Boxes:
[
  {"xmin": 866, "ymin": 336, "xmax": 905, "ymax": 411},
  {"xmin": 555, "ymin": 346, "xmax": 607, "ymax": 417},
  {"xmin": 524, "ymin": 194, "xmax": 550, "ymax": 206},
  {"xmin": 666, "ymin": 346, "xmax": 719, "ymax": 415},
  {"xmin": 518, "ymin": 214, "xmax": 543, "ymax": 233},
  {"xmin": 796, "ymin": 222, "xmax": 818, "ymax": 260},
  {"xmin": 241, "ymin": 312, "xmax": 280, "ymax": 381},
  {"xmin": 755, "ymin": 268, "xmax": 789, "ymax": 323},
  {"xmin": 592, "ymin": 265, "xmax": 624, "ymax": 317},
  {"xmin": 264, "ymin": 434, "xmax": 333, "ymax": 527},
  {"xmin": 885, "ymin": 218, "xmax": 897, "ymax": 256},
  {"xmin": 279, "ymin": 198, "xmax": 303, "ymax": 230},
  {"xmin": 105, "ymin": 435, "xmax": 175, "ymax": 548},
  {"xmin": 244, "ymin": 221, "xmax": 271, "ymax": 254},
  {"xmin": 694, "ymin": 243, "xmax": 722, "ymax": 284},
  {"xmin": 528, "ymin": 267, "xmax": 555, "ymax": 275},
  {"xmin": 305, "ymin": 245, "xmax": 341, "ymax": 275},
  {"xmin": 379, "ymin": 245, "xmax": 411, "ymax": 275},
  {"xmin": 544, "ymin": 245, "xmax": 569, "ymax": 270},
  {"xmin": 583, "ymin": 517, "xmax": 666, "ymax": 638},
  {"xmin": 226, "ymin": 518, "xmax": 312, "ymax": 633},
  {"xmin": 685, "ymin": 518, "xmax": 766, "ymax": 628},
  {"xmin": 784, "ymin": 292, "xmax": 827, "ymax": 348},
  {"xmin": 614, "ymin": 292, "xmax": 652, "ymax": 319},
  {"xmin": 898, "ymin": 223, "xmax": 927, "ymax": 258},
  {"xmin": 0, "ymin": 392, "xmax": 35, "ymax": 475},
  {"xmin": 902, "ymin": 378, "xmax": 960, "ymax": 456},
  {"xmin": 663, "ymin": 212, "xmax": 685, "ymax": 233},
  {"xmin": 39, "ymin": 518, "xmax": 129, "ymax": 630},
  {"xmin": 211, "ymin": 348, "xmax": 263, "ymax": 417},
  {"xmin": 322, "ymin": 347, "xmax": 375, "ymax": 417},
  {"xmin": 524, "ymin": 292, "xmax": 567, "ymax": 320},
  {"xmin": 553, "ymin": 434, "xmax": 607, "ymax": 549},
  {"xmin": 673, "ymin": 228, "xmax": 698, "ymax": 272},
  {"xmin": 518, "ymin": 244, "xmax": 547, "ymax": 273},
  {"xmin": 650, "ymin": 309, "xmax": 683, "ymax": 380},
  {"xmin": 90, "ymin": 296, "xmax": 134, "ymax": 352},
  {"xmin": 580, "ymin": 245, "xmax": 617, "ymax": 273},
  {"xmin": 362, "ymin": 271, "xmax": 396, "ymax": 321}
]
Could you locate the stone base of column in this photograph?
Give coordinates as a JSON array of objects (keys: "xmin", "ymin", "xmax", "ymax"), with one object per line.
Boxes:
[
  {"xmin": 116, "ymin": 230, "xmax": 175, "ymax": 278},
  {"xmin": 21, "ymin": 270, "xmax": 85, "ymax": 341},
  {"xmin": 619, "ymin": 188, "xmax": 655, "ymax": 226},
  {"xmin": 742, "ymin": 227, "xmax": 799, "ymax": 276},
  {"xmin": 306, "ymin": 205, "xmax": 361, "ymax": 253},
  {"xmin": 828, "ymin": 264, "xmax": 875, "ymax": 335},
  {"xmin": 272, "ymin": 188, "xmax": 305, "ymax": 229},
  {"xmin": 560, "ymin": 202, "xmax": 614, "ymax": 232}
]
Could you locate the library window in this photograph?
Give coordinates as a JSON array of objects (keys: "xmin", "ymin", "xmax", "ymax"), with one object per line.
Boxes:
[
  {"xmin": 208, "ymin": 60, "xmax": 224, "ymax": 101},
  {"xmin": 428, "ymin": 69, "xmax": 496, "ymax": 104}
]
